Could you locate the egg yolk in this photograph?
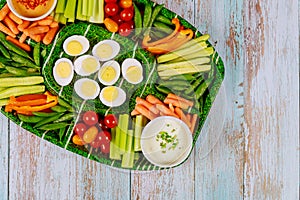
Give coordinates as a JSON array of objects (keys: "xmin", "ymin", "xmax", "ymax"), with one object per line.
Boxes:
[
  {"xmin": 81, "ymin": 81, "xmax": 97, "ymax": 97},
  {"xmin": 103, "ymin": 87, "xmax": 118, "ymax": 102},
  {"xmin": 67, "ymin": 40, "xmax": 83, "ymax": 55},
  {"xmin": 82, "ymin": 57, "xmax": 98, "ymax": 73},
  {"xmin": 126, "ymin": 66, "xmax": 142, "ymax": 82},
  {"xmin": 100, "ymin": 66, "xmax": 116, "ymax": 83},
  {"xmin": 96, "ymin": 44, "xmax": 113, "ymax": 59},
  {"xmin": 56, "ymin": 61, "xmax": 71, "ymax": 78}
]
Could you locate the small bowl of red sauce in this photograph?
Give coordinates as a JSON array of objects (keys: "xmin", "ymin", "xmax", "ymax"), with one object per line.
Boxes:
[{"xmin": 7, "ymin": 0, "xmax": 57, "ymax": 21}]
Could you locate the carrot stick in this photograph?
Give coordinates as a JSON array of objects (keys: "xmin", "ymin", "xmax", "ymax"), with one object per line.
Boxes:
[
  {"xmin": 37, "ymin": 16, "xmax": 53, "ymax": 26},
  {"xmin": 6, "ymin": 35, "xmax": 31, "ymax": 51},
  {"xmin": 135, "ymin": 104, "xmax": 156, "ymax": 120},
  {"xmin": 164, "ymin": 97, "xmax": 190, "ymax": 110},
  {"xmin": 8, "ymin": 12, "xmax": 23, "ymax": 24},
  {"xmin": 27, "ymin": 25, "xmax": 49, "ymax": 35},
  {"xmin": 190, "ymin": 114, "xmax": 198, "ymax": 134},
  {"xmin": 3, "ymin": 16, "xmax": 19, "ymax": 35},
  {"xmin": 0, "ymin": 22, "xmax": 16, "ymax": 38},
  {"xmin": 169, "ymin": 103, "xmax": 175, "ymax": 113},
  {"xmin": 17, "ymin": 20, "xmax": 30, "ymax": 31},
  {"xmin": 50, "ymin": 21, "xmax": 59, "ymax": 28},
  {"xmin": 156, "ymin": 104, "xmax": 179, "ymax": 118},
  {"xmin": 136, "ymin": 97, "xmax": 159, "ymax": 114},
  {"xmin": 29, "ymin": 34, "xmax": 43, "ymax": 42},
  {"xmin": 145, "ymin": 94, "xmax": 164, "ymax": 105},
  {"xmin": 19, "ymin": 33, "xmax": 27, "ymax": 43},
  {"xmin": 167, "ymin": 93, "xmax": 194, "ymax": 107},
  {"xmin": 42, "ymin": 26, "xmax": 58, "ymax": 45},
  {"xmin": 174, "ymin": 107, "xmax": 191, "ymax": 128},
  {"xmin": 130, "ymin": 109, "xmax": 140, "ymax": 116},
  {"xmin": 0, "ymin": 4, "xmax": 10, "ymax": 21},
  {"xmin": 186, "ymin": 114, "xmax": 191, "ymax": 122}
]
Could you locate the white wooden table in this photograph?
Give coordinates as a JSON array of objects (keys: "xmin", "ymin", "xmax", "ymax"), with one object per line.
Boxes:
[{"xmin": 0, "ymin": 0, "xmax": 299, "ymax": 199}]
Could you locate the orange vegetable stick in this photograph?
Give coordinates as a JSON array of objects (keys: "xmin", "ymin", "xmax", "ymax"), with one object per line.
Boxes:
[
  {"xmin": 8, "ymin": 12, "xmax": 23, "ymax": 24},
  {"xmin": 169, "ymin": 103, "xmax": 175, "ymax": 113},
  {"xmin": 19, "ymin": 33, "xmax": 27, "ymax": 43},
  {"xmin": 3, "ymin": 16, "xmax": 19, "ymax": 35},
  {"xmin": 145, "ymin": 94, "xmax": 164, "ymax": 105},
  {"xmin": 17, "ymin": 20, "xmax": 30, "ymax": 31},
  {"xmin": 186, "ymin": 114, "xmax": 191, "ymax": 122},
  {"xmin": 156, "ymin": 104, "xmax": 179, "ymax": 118},
  {"xmin": 190, "ymin": 114, "xmax": 198, "ymax": 134},
  {"xmin": 131, "ymin": 109, "xmax": 140, "ymax": 116},
  {"xmin": 136, "ymin": 97, "xmax": 159, "ymax": 114},
  {"xmin": 135, "ymin": 104, "xmax": 156, "ymax": 120},
  {"xmin": 164, "ymin": 97, "xmax": 190, "ymax": 110},
  {"xmin": 174, "ymin": 107, "xmax": 191, "ymax": 128},
  {"xmin": 0, "ymin": 4, "xmax": 10, "ymax": 21},
  {"xmin": 6, "ymin": 35, "xmax": 31, "ymax": 51},
  {"xmin": 30, "ymin": 34, "xmax": 43, "ymax": 42},
  {"xmin": 23, "ymin": 22, "xmax": 38, "ymax": 35},
  {"xmin": 49, "ymin": 21, "xmax": 59, "ymax": 28},
  {"xmin": 27, "ymin": 25, "xmax": 49, "ymax": 35},
  {"xmin": 42, "ymin": 26, "xmax": 58, "ymax": 45},
  {"xmin": 167, "ymin": 93, "xmax": 194, "ymax": 107},
  {"xmin": 37, "ymin": 16, "xmax": 53, "ymax": 26},
  {"xmin": 0, "ymin": 22, "xmax": 16, "ymax": 38}
]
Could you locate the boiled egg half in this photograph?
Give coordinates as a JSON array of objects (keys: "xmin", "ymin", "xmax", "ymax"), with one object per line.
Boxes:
[
  {"xmin": 74, "ymin": 78, "xmax": 100, "ymax": 100},
  {"xmin": 98, "ymin": 60, "xmax": 120, "ymax": 86},
  {"xmin": 74, "ymin": 55, "xmax": 100, "ymax": 76},
  {"xmin": 99, "ymin": 86, "xmax": 126, "ymax": 107},
  {"xmin": 63, "ymin": 35, "xmax": 90, "ymax": 56},
  {"xmin": 122, "ymin": 58, "xmax": 143, "ymax": 84},
  {"xmin": 53, "ymin": 58, "xmax": 74, "ymax": 86},
  {"xmin": 92, "ymin": 40, "xmax": 120, "ymax": 61}
]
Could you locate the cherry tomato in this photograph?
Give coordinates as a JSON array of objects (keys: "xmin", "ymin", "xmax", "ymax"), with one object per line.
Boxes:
[
  {"xmin": 105, "ymin": 0, "xmax": 117, "ymax": 3},
  {"xmin": 119, "ymin": 22, "xmax": 132, "ymax": 36},
  {"xmin": 98, "ymin": 119, "xmax": 109, "ymax": 131},
  {"xmin": 83, "ymin": 111, "xmax": 98, "ymax": 126},
  {"xmin": 83, "ymin": 126, "xmax": 98, "ymax": 143},
  {"xmin": 74, "ymin": 123, "xmax": 87, "ymax": 138},
  {"xmin": 127, "ymin": 20, "xmax": 134, "ymax": 29},
  {"xmin": 105, "ymin": 3, "xmax": 119, "ymax": 16},
  {"xmin": 101, "ymin": 130, "xmax": 112, "ymax": 143},
  {"xmin": 104, "ymin": 114, "xmax": 118, "ymax": 128},
  {"xmin": 120, "ymin": 8, "xmax": 134, "ymax": 21},
  {"xmin": 111, "ymin": 14, "xmax": 123, "ymax": 24},
  {"xmin": 119, "ymin": 0, "xmax": 132, "ymax": 9},
  {"xmin": 104, "ymin": 18, "xmax": 119, "ymax": 33},
  {"xmin": 101, "ymin": 142, "xmax": 110, "ymax": 154}
]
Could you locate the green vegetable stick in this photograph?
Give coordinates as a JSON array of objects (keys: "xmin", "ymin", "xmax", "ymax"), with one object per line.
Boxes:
[
  {"xmin": 64, "ymin": 0, "xmax": 77, "ymax": 20},
  {"xmin": 76, "ymin": 0, "xmax": 86, "ymax": 21},
  {"xmin": 119, "ymin": 114, "xmax": 129, "ymax": 154},
  {"xmin": 0, "ymin": 85, "xmax": 45, "ymax": 100},
  {"xmin": 134, "ymin": 115, "xmax": 143, "ymax": 151},
  {"xmin": 110, "ymin": 127, "xmax": 121, "ymax": 160},
  {"xmin": 121, "ymin": 130, "xmax": 134, "ymax": 168},
  {"xmin": 82, "ymin": 0, "xmax": 88, "ymax": 16},
  {"xmin": 87, "ymin": 0, "xmax": 94, "ymax": 17},
  {"xmin": 0, "ymin": 76, "xmax": 44, "ymax": 88},
  {"xmin": 55, "ymin": 0, "xmax": 67, "ymax": 13}
]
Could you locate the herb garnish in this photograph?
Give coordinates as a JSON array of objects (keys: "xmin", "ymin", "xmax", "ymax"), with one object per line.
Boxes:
[{"xmin": 156, "ymin": 131, "xmax": 179, "ymax": 153}]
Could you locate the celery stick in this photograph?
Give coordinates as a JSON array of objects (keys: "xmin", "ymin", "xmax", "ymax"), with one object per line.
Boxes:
[
  {"xmin": 134, "ymin": 115, "xmax": 144, "ymax": 151},
  {"xmin": 56, "ymin": 0, "xmax": 67, "ymax": 13},
  {"xmin": 82, "ymin": 0, "xmax": 88, "ymax": 16},
  {"xmin": 119, "ymin": 114, "xmax": 129, "ymax": 154},
  {"xmin": 121, "ymin": 130, "xmax": 134, "ymax": 168},
  {"xmin": 76, "ymin": 0, "xmax": 86, "ymax": 21},
  {"xmin": 64, "ymin": 0, "xmax": 77, "ymax": 20},
  {"xmin": 54, "ymin": 13, "xmax": 60, "ymax": 22},
  {"xmin": 109, "ymin": 127, "xmax": 121, "ymax": 160},
  {"xmin": 87, "ymin": 0, "xmax": 94, "ymax": 17},
  {"xmin": 89, "ymin": 0, "xmax": 104, "ymax": 23},
  {"xmin": 134, "ymin": 152, "xmax": 139, "ymax": 160},
  {"xmin": 59, "ymin": 14, "xmax": 67, "ymax": 24}
]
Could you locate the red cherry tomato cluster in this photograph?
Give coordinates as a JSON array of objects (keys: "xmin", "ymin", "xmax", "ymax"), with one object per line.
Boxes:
[
  {"xmin": 72, "ymin": 111, "xmax": 118, "ymax": 154},
  {"xmin": 104, "ymin": 0, "xmax": 134, "ymax": 36}
]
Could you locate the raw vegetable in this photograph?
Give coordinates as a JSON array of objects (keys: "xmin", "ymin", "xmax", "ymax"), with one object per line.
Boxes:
[{"xmin": 0, "ymin": 85, "xmax": 45, "ymax": 100}]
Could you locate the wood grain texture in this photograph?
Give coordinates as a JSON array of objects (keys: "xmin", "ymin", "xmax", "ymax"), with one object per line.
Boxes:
[{"xmin": 0, "ymin": 0, "xmax": 299, "ymax": 199}]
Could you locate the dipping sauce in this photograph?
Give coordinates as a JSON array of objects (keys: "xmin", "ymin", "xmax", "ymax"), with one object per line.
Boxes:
[{"xmin": 11, "ymin": 0, "xmax": 55, "ymax": 18}]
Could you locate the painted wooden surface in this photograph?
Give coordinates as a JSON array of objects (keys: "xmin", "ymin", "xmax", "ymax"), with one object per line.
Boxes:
[{"xmin": 0, "ymin": 0, "xmax": 299, "ymax": 199}]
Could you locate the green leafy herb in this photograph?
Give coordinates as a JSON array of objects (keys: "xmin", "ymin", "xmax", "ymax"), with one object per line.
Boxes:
[{"xmin": 156, "ymin": 131, "xmax": 179, "ymax": 153}]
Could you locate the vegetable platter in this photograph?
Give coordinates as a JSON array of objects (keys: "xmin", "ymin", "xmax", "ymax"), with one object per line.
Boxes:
[{"xmin": 0, "ymin": 0, "xmax": 225, "ymax": 170}]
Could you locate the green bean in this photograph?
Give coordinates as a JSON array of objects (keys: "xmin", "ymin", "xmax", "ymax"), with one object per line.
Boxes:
[
  {"xmin": 0, "ymin": 73, "xmax": 14, "ymax": 78},
  {"xmin": 54, "ymin": 113, "xmax": 74, "ymax": 123},
  {"xmin": 51, "ymin": 105, "xmax": 68, "ymax": 113},
  {"xmin": 32, "ymin": 111, "xmax": 59, "ymax": 117},
  {"xmin": 5, "ymin": 66, "xmax": 29, "ymax": 76},
  {"xmin": 148, "ymin": 4, "xmax": 164, "ymax": 28},
  {"xmin": 159, "ymin": 80, "xmax": 191, "ymax": 87},
  {"xmin": 10, "ymin": 52, "xmax": 40, "ymax": 69},
  {"xmin": 133, "ymin": 3, "xmax": 143, "ymax": 36},
  {"xmin": 0, "ymin": 56, "xmax": 10, "ymax": 64},
  {"xmin": 11, "ymin": 62, "xmax": 25, "ymax": 67},
  {"xmin": 18, "ymin": 114, "xmax": 45, "ymax": 123},
  {"xmin": 34, "ymin": 113, "xmax": 64, "ymax": 128},
  {"xmin": 59, "ymin": 126, "xmax": 67, "ymax": 141},
  {"xmin": 58, "ymin": 97, "xmax": 73, "ymax": 111},
  {"xmin": 169, "ymin": 74, "xmax": 196, "ymax": 82},
  {"xmin": 0, "ymin": 43, "xmax": 10, "ymax": 59},
  {"xmin": 0, "ymin": 33, "xmax": 32, "ymax": 60},
  {"xmin": 143, "ymin": 3, "xmax": 152, "ymax": 28},
  {"xmin": 155, "ymin": 15, "xmax": 173, "ymax": 26},
  {"xmin": 0, "ymin": 85, "xmax": 45, "ymax": 99},
  {"xmin": 194, "ymin": 78, "xmax": 213, "ymax": 100},
  {"xmin": 153, "ymin": 21, "xmax": 173, "ymax": 34},
  {"xmin": 33, "ymin": 42, "xmax": 40, "ymax": 66},
  {"xmin": 37, "ymin": 122, "xmax": 69, "ymax": 131},
  {"xmin": 155, "ymin": 85, "xmax": 171, "ymax": 95}
]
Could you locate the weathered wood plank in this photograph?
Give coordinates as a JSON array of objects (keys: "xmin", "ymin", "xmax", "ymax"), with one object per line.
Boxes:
[
  {"xmin": 194, "ymin": 0, "xmax": 245, "ymax": 199},
  {"xmin": 0, "ymin": 114, "xmax": 8, "ymax": 200},
  {"xmin": 243, "ymin": 0, "xmax": 299, "ymax": 199},
  {"xmin": 131, "ymin": 1, "xmax": 196, "ymax": 199},
  {"xmin": 8, "ymin": 122, "xmax": 130, "ymax": 199}
]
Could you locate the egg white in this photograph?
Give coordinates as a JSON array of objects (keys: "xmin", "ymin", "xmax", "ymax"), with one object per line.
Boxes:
[
  {"xmin": 92, "ymin": 40, "xmax": 120, "ymax": 61},
  {"xmin": 121, "ymin": 58, "xmax": 143, "ymax": 84},
  {"xmin": 63, "ymin": 35, "xmax": 90, "ymax": 56},
  {"xmin": 98, "ymin": 60, "xmax": 120, "ymax": 86},
  {"xmin": 99, "ymin": 86, "xmax": 126, "ymax": 107},
  {"xmin": 74, "ymin": 55, "xmax": 100, "ymax": 76},
  {"xmin": 53, "ymin": 58, "xmax": 74, "ymax": 86},
  {"xmin": 74, "ymin": 78, "xmax": 100, "ymax": 100}
]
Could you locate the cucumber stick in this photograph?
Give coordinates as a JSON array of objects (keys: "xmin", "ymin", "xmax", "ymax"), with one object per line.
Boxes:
[
  {"xmin": 0, "ymin": 85, "xmax": 45, "ymax": 100},
  {"xmin": 157, "ymin": 57, "xmax": 211, "ymax": 71},
  {"xmin": 0, "ymin": 76, "xmax": 44, "ymax": 88},
  {"xmin": 158, "ymin": 65, "xmax": 211, "ymax": 77}
]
